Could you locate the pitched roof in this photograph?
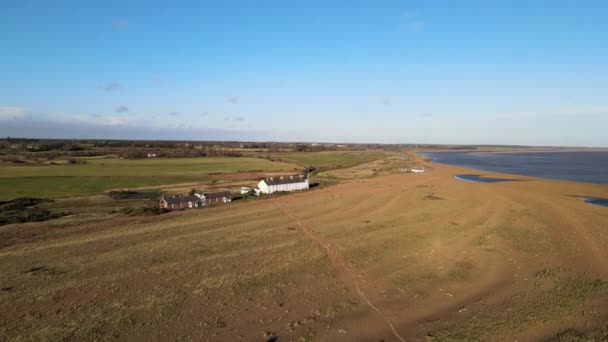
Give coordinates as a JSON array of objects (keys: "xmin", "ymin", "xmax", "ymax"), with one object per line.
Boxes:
[
  {"xmin": 163, "ymin": 195, "xmax": 200, "ymax": 204},
  {"xmin": 261, "ymin": 174, "xmax": 307, "ymax": 186},
  {"xmin": 204, "ymin": 191, "xmax": 232, "ymax": 199}
]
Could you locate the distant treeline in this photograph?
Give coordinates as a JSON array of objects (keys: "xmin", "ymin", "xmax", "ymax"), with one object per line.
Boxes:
[{"xmin": 0, "ymin": 137, "xmax": 523, "ymax": 158}]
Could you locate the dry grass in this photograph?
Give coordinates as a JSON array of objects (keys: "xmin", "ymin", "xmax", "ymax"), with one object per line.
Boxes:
[{"xmin": 1, "ymin": 154, "xmax": 608, "ymax": 340}]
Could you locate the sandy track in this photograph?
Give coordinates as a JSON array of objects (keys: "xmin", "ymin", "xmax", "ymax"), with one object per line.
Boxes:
[{"xmin": 274, "ymin": 200, "xmax": 406, "ymax": 341}]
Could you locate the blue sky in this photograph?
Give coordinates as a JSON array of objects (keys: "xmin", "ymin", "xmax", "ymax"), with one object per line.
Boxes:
[{"xmin": 1, "ymin": 0, "xmax": 607, "ymax": 146}]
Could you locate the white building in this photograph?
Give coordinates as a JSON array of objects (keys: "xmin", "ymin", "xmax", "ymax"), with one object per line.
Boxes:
[
  {"xmin": 409, "ymin": 167, "xmax": 426, "ymax": 173},
  {"xmin": 257, "ymin": 174, "xmax": 309, "ymax": 194}
]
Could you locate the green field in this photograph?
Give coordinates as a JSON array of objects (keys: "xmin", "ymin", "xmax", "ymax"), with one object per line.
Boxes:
[
  {"xmin": 268, "ymin": 151, "xmax": 385, "ymax": 168},
  {"xmin": 0, "ymin": 157, "xmax": 296, "ymax": 200}
]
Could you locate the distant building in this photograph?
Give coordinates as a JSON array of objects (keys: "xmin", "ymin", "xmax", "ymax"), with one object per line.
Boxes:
[
  {"xmin": 257, "ymin": 174, "xmax": 309, "ymax": 194},
  {"xmin": 161, "ymin": 195, "xmax": 201, "ymax": 209},
  {"xmin": 408, "ymin": 167, "xmax": 426, "ymax": 173},
  {"xmin": 147, "ymin": 153, "xmax": 157, "ymax": 158},
  {"xmin": 203, "ymin": 191, "xmax": 233, "ymax": 205},
  {"xmin": 193, "ymin": 192, "xmax": 206, "ymax": 206},
  {"xmin": 240, "ymin": 186, "xmax": 253, "ymax": 195}
]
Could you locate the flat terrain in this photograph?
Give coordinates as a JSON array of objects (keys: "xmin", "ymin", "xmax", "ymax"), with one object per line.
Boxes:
[
  {"xmin": 264, "ymin": 151, "xmax": 386, "ymax": 169},
  {"xmin": 1, "ymin": 155, "xmax": 608, "ymax": 340},
  {"xmin": 0, "ymin": 157, "xmax": 297, "ymax": 199}
]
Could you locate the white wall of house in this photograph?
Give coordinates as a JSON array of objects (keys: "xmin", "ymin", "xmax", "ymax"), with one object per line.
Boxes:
[{"xmin": 258, "ymin": 179, "xmax": 309, "ymax": 194}]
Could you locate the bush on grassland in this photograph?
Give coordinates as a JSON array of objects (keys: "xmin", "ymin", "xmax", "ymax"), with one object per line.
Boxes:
[{"xmin": 0, "ymin": 198, "xmax": 70, "ymax": 226}]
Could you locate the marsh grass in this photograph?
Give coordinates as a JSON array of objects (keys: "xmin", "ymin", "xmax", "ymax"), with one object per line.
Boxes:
[
  {"xmin": 448, "ymin": 262, "xmax": 474, "ymax": 281},
  {"xmin": 428, "ymin": 277, "xmax": 608, "ymax": 340},
  {"xmin": 495, "ymin": 224, "xmax": 553, "ymax": 254}
]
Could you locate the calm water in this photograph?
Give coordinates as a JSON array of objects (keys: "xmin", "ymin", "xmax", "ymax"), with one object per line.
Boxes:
[
  {"xmin": 421, "ymin": 151, "xmax": 608, "ymax": 184},
  {"xmin": 583, "ymin": 197, "xmax": 608, "ymax": 207},
  {"xmin": 454, "ymin": 174, "xmax": 517, "ymax": 183}
]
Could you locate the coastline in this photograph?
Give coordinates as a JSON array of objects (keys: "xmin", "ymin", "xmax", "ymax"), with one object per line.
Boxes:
[{"xmin": 419, "ymin": 151, "xmax": 608, "ymax": 186}]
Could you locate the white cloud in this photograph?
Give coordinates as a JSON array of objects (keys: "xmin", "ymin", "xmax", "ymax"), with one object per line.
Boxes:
[
  {"xmin": 224, "ymin": 116, "xmax": 245, "ymax": 122},
  {"xmin": 0, "ymin": 106, "xmax": 27, "ymax": 120},
  {"xmin": 104, "ymin": 117, "xmax": 128, "ymax": 126},
  {"xmin": 46, "ymin": 111, "xmax": 129, "ymax": 126}
]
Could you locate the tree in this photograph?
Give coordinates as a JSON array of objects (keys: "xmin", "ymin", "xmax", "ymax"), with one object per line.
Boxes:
[{"xmin": 188, "ymin": 188, "xmax": 197, "ymax": 196}]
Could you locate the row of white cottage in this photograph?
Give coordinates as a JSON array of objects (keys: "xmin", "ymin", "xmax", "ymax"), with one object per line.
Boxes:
[
  {"xmin": 161, "ymin": 174, "xmax": 309, "ymax": 210},
  {"xmin": 256, "ymin": 174, "xmax": 309, "ymax": 195}
]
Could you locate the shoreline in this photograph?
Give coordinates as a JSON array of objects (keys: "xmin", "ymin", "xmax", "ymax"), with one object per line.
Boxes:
[
  {"xmin": 419, "ymin": 151, "xmax": 608, "ymax": 186},
  {"xmin": 420, "ymin": 147, "xmax": 608, "ymax": 154}
]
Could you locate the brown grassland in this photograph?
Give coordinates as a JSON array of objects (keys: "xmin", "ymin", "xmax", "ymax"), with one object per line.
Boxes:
[{"xmin": 1, "ymin": 153, "xmax": 608, "ymax": 341}]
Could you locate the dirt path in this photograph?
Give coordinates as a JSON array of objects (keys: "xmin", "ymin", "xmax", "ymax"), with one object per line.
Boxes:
[{"xmin": 273, "ymin": 200, "xmax": 406, "ymax": 342}]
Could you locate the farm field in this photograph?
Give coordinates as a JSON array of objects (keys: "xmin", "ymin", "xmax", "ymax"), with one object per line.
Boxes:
[
  {"xmin": 265, "ymin": 151, "xmax": 386, "ymax": 169},
  {"xmin": 1, "ymin": 157, "xmax": 608, "ymax": 340},
  {"xmin": 0, "ymin": 157, "xmax": 297, "ymax": 199}
]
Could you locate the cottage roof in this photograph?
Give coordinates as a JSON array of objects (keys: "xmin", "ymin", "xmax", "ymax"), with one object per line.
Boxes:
[
  {"xmin": 163, "ymin": 195, "xmax": 200, "ymax": 204},
  {"xmin": 262, "ymin": 174, "xmax": 307, "ymax": 186},
  {"xmin": 204, "ymin": 191, "xmax": 233, "ymax": 199}
]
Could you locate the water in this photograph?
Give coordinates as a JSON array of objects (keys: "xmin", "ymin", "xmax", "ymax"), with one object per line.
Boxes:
[
  {"xmin": 583, "ymin": 197, "xmax": 608, "ymax": 207},
  {"xmin": 422, "ymin": 151, "xmax": 608, "ymax": 184},
  {"xmin": 454, "ymin": 174, "xmax": 518, "ymax": 183}
]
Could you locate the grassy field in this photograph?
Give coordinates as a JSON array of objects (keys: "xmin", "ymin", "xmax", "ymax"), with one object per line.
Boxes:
[
  {"xmin": 1, "ymin": 156, "xmax": 608, "ymax": 340},
  {"xmin": 266, "ymin": 151, "xmax": 386, "ymax": 169},
  {"xmin": 0, "ymin": 200, "xmax": 357, "ymax": 341},
  {"xmin": 0, "ymin": 157, "xmax": 296, "ymax": 199}
]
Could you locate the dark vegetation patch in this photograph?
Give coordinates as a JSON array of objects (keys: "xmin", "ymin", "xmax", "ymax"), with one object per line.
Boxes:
[
  {"xmin": 67, "ymin": 158, "xmax": 87, "ymax": 164},
  {"xmin": 0, "ymin": 198, "xmax": 70, "ymax": 226},
  {"xmin": 543, "ymin": 327, "xmax": 608, "ymax": 341},
  {"xmin": 0, "ymin": 198, "xmax": 52, "ymax": 210},
  {"xmin": 108, "ymin": 189, "xmax": 161, "ymax": 200},
  {"xmin": 24, "ymin": 266, "xmax": 64, "ymax": 276},
  {"xmin": 423, "ymin": 194, "xmax": 444, "ymax": 200},
  {"xmin": 536, "ymin": 267, "xmax": 565, "ymax": 280},
  {"xmin": 448, "ymin": 261, "xmax": 474, "ymax": 281},
  {"xmin": 119, "ymin": 205, "xmax": 169, "ymax": 216}
]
